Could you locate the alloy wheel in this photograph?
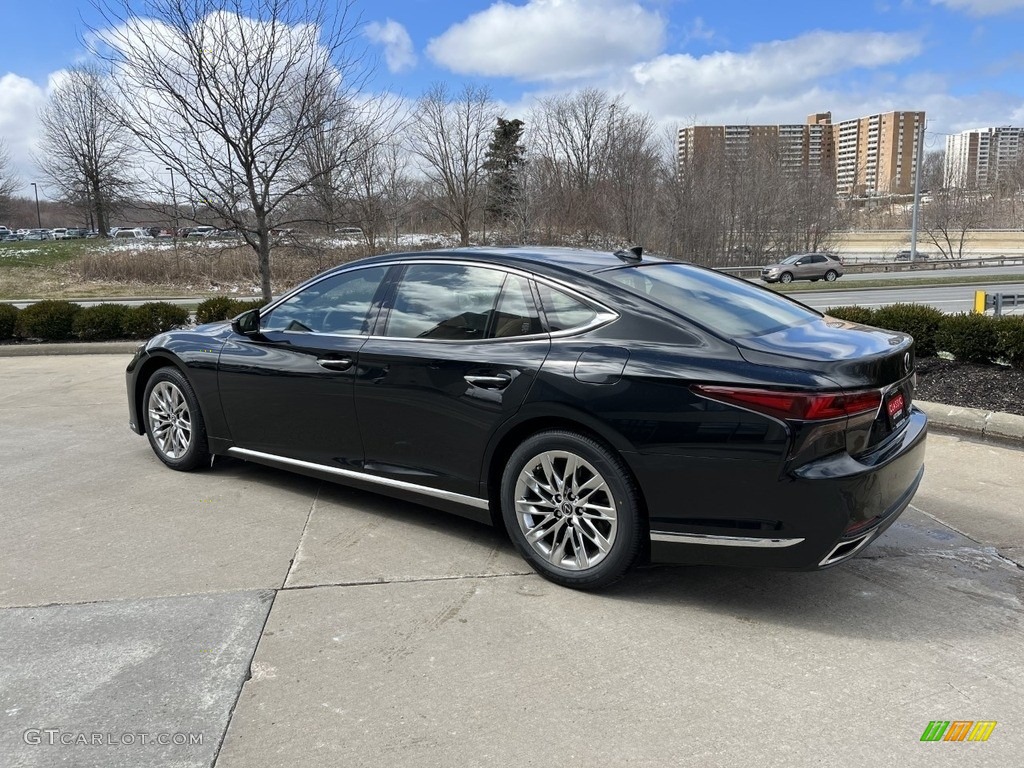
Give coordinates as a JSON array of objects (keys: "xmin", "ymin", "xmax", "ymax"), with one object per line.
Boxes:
[
  {"xmin": 147, "ymin": 381, "xmax": 192, "ymax": 459},
  {"xmin": 514, "ymin": 450, "xmax": 618, "ymax": 571}
]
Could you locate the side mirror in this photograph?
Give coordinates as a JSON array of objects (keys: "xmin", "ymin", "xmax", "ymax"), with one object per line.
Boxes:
[{"xmin": 231, "ymin": 308, "xmax": 262, "ymax": 337}]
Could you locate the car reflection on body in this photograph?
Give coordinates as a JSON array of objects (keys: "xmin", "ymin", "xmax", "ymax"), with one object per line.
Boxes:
[{"xmin": 125, "ymin": 246, "xmax": 926, "ymax": 589}]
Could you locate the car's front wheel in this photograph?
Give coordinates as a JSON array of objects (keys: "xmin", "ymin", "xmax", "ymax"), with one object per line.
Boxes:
[
  {"xmin": 824, "ymin": 269, "xmax": 838, "ymax": 282},
  {"xmin": 501, "ymin": 430, "xmax": 642, "ymax": 589},
  {"xmin": 779, "ymin": 272, "xmax": 794, "ymax": 284},
  {"xmin": 143, "ymin": 367, "xmax": 210, "ymax": 471}
]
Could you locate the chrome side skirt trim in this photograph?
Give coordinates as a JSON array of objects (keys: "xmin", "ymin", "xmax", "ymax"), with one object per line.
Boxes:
[
  {"xmin": 226, "ymin": 448, "xmax": 490, "ymax": 510},
  {"xmin": 650, "ymin": 531, "xmax": 805, "ymax": 548}
]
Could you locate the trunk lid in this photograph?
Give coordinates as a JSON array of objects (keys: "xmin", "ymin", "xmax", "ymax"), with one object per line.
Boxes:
[{"xmin": 735, "ymin": 316, "xmax": 917, "ymax": 457}]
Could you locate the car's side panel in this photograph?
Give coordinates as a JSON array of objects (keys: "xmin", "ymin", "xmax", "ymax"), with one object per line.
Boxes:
[
  {"xmin": 354, "ymin": 337, "xmax": 551, "ymax": 497},
  {"xmin": 216, "ymin": 331, "xmax": 367, "ymax": 467}
]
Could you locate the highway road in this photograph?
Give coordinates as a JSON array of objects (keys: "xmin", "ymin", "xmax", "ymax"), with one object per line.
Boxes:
[{"xmin": 795, "ymin": 281, "xmax": 1024, "ymax": 314}]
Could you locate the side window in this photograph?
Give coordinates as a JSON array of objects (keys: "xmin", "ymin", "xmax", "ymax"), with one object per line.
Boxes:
[
  {"xmin": 812, "ymin": 255, "xmax": 827, "ymax": 264},
  {"xmin": 385, "ymin": 264, "xmax": 505, "ymax": 340},
  {"xmin": 536, "ymin": 283, "xmax": 598, "ymax": 332},
  {"xmin": 261, "ymin": 266, "xmax": 388, "ymax": 335},
  {"xmin": 488, "ymin": 275, "xmax": 543, "ymax": 339}
]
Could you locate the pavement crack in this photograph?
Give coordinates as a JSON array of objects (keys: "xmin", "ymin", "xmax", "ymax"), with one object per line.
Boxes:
[
  {"xmin": 208, "ymin": 589, "xmax": 278, "ymax": 768},
  {"xmin": 280, "ymin": 570, "xmax": 535, "ymax": 592},
  {"xmin": 282, "ymin": 484, "xmax": 321, "ymax": 589},
  {"xmin": 910, "ymin": 504, "xmax": 1024, "ymax": 571}
]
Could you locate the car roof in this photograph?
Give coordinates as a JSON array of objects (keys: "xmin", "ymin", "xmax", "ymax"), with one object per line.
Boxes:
[{"xmin": 334, "ymin": 246, "xmax": 673, "ymax": 280}]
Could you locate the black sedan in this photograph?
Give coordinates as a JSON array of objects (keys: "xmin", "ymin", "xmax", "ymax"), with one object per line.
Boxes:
[{"xmin": 126, "ymin": 247, "xmax": 927, "ymax": 589}]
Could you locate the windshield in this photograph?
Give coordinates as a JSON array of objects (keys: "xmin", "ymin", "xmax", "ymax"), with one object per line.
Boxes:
[{"xmin": 604, "ymin": 262, "xmax": 820, "ymax": 338}]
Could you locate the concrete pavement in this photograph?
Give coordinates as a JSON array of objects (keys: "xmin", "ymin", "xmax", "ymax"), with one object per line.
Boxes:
[{"xmin": 0, "ymin": 354, "xmax": 1022, "ymax": 767}]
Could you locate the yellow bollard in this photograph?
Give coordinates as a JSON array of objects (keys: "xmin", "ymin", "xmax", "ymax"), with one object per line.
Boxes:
[{"xmin": 974, "ymin": 290, "xmax": 987, "ymax": 314}]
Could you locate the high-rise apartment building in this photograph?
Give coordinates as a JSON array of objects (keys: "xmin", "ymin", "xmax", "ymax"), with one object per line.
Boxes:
[
  {"xmin": 677, "ymin": 110, "xmax": 924, "ymax": 196},
  {"xmin": 833, "ymin": 111, "xmax": 924, "ymax": 196},
  {"xmin": 945, "ymin": 127, "xmax": 1024, "ymax": 188},
  {"xmin": 677, "ymin": 115, "xmax": 833, "ymax": 177}
]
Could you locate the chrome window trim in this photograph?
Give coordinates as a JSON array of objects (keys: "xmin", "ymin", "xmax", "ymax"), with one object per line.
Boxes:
[
  {"xmin": 650, "ymin": 530, "xmax": 805, "ymax": 548},
  {"xmin": 226, "ymin": 447, "xmax": 490, "ymax": 510},
  {"xmin": 264, "ymin": 257, "xmax": 620, "ymax": 344}
]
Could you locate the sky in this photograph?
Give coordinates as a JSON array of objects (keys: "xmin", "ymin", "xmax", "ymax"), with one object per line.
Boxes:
[{"xmin": 2, "ymin": 0, "xmax": 1024, "ymax": 197}]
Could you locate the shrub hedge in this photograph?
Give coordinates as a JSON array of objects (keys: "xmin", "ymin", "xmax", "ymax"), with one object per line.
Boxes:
[
  {"xmin": 871, "ymin": 304, "xmax": 945, "ymax": 357},
  {"xmin": 934, "ymin": 312, "xmax": 1000, "ymax": 364},
  {"xmin": 995, "ymin": 316, "xmax": 1024, "ymax": 367},
  {"xmin": 195, "ymin": 297, "xmax": 264, "ymax": 324},
  {"xmin": 823, "ymin": 306, "xmax": 875, "ymax": 325},
  {"xmin": 72, "ymin": 304, "xmax": 132, "ymax": 341},
  {"xmin": 0, "ymin": 303, "xmax": 18, "ymax": 340},
  {"xmin": 123, "ymin": 302, "xmax": 191, "ymax": 339},
  {"xmin": 826, "ymin": 302, "xmax": 1023, "ymax": 367},
  {"xmin": 15, "ymin": 300, "xmax": 82, "ymax": 341}
]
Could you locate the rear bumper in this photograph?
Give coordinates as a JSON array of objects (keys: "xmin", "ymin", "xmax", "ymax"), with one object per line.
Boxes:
[{"xmin": 642, "ymin": 408, "xmax": 928, "ymax": 569}]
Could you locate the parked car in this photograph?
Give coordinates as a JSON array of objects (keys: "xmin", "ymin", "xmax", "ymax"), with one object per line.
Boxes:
[
  {"xmin": 894, "ymin": 249, "xmax": 930, "ymax": 262},
  {"xmin": 1, "ymin": 233, "xmax": 22, "ymax": 242},
  {"xmin": 761, "ymin": 253, "xmax": 843, "ymax": 284},
  {"xmin": 0, "ymin": 226, "xmax": 11, "ymax": 237},
  {"xmin": 126, "ymin": 247, "xmax": 927, "ymax": 589},
  {"xmin": 51, "ymin": 227, "xmax": 68, "ymax": 240},
  {"xmin": 113, "ymin": 228, "xmax": 154, "ymax": 239},
  {"xmin": 23, "ymin": 229, "xmax": 52, "ymax": 241},
  {"xmin": 185, "ymin": 226, "xmax": 216, "ymax": 238}
]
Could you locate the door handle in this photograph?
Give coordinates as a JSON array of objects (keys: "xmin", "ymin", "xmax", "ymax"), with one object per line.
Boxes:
[
  {"xmin": 464, "ymin": 373, "xmax": 512, "ymax": 390},
  {"xmin": 317, "ymin": 356, "xmax": 354, "ymax": 371}
]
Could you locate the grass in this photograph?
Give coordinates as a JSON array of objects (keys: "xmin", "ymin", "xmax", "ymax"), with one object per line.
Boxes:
[{"xmin": 0, "ymin": 239, "xmax": 96, "ymax": 268}]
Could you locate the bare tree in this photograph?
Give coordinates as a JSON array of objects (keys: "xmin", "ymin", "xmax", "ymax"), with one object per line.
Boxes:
[
  {"xmin": 90, "ymin": 0, "xmax": 371, "ymax": 301},
  {"xmin": 604, "ymin": 108, "xmax": 660, "ymax": 246},
  {"xmin": 529, "ymin": 89, "xmax": 619, "ymax": 243},
  {"xmin": 348, "ymin": 120, "xmax": 412, "ymax": 253},
  {"xmin": 0, "ymin": 139, "xmax": 19, "ymax": 222},
  {"xmin": 923, "ymin": 187, "xmax": 987, "ymax": 261},
  {"xmin": 35, "ymin": 65, "xmax": 136, "ymax": 235},
  {"xmin": 408, "ymin": 83, "xmax": 497, "ymax": 247}
]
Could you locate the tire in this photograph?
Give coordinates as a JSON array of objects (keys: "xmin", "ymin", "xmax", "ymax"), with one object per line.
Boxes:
[
  {"xmin": 824, "ymin": 270, "xmax": 838, "ymax": 282},
  {"xmin": 501, "ymin": 430, "xmax": 642, "ymax": 590},
  {"xmin": 142, "ymin": 367, "xmax": 210, "ymax": 471},
  {"xmin": 779, "ymin": 272, "xmax": 793, "ymax": 284}
]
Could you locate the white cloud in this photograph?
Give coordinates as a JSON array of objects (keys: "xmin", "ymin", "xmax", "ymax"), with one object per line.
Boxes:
[
  {"xmin": 625, "ymin": 30, "xmax": 924, "ymax": 121},
  {"xmin": 0, "ymin": 74, "xmax": 47, "ymax": 190},
  {"xmin": 427, "ymin": 0, "xmax": 665, "ymax": 81},
  {"xmin": 365, "ymin": 19, "xmax": 417, "ymax": 74},
  {"xmin": 931, "ymin": 0, "xmax": 1024, "ymax": 15}
]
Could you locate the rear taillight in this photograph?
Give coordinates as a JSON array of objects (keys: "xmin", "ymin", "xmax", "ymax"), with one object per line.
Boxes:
[{"xmin": 692, "ymin": 385, "xmax": 882, "ymax": 422}]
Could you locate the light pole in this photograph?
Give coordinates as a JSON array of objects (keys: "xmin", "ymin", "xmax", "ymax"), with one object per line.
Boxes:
[
  {"xmin": 165, "ymin": 166, "xmax": 178, "ymax": 243},
  {"xmin": 30, "ymin": 183, "xmax": 41, "ymax": 228}
]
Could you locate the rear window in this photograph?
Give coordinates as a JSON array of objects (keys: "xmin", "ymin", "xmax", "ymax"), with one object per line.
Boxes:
[{"xmin": 604, "ymin": 263, "xmax": 820, "ymax": 338}]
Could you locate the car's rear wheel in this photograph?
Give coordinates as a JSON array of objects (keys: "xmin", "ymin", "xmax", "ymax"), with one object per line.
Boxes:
[
  {"xmin": 501, "ymin": 430, "xmax": 641, "ymax": 589},
  {"xmin": 779, "ymin": 272, "xmax": 794, "ymax": 284},
  {"xmin": 143, "ymin": 367, "xmax": 210, "ymax": 471},
  {"xmin": 824, "ymin": 269, "xmax": 838, "ymax": 282}
]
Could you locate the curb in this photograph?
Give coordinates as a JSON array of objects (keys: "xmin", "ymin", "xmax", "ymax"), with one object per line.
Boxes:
[
  {"xmin": 1, "ymin": 343, "xmax": 1021, "ymax": 445},
  {"xmin": 0, "ymin": 342, "xmax": 139, "ymax": 357},
  {"xmin": 916, "ymin": 400, "xmax": 1024, "ymax": 445}
]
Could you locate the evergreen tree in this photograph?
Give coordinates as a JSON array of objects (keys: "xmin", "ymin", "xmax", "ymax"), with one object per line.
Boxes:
[{"xmin": 484, "ymin": 118, "xmax": 526, "ymax": 225}]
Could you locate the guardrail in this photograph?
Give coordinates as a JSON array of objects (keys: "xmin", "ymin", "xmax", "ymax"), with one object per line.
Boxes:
[
  {"xmin": 975, "ymin": 290, "xmax": 1024, "ymax": 317},
  {"xmin": 718, "ymin": 255, "xmax": 1024, "ymax": 279}
]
